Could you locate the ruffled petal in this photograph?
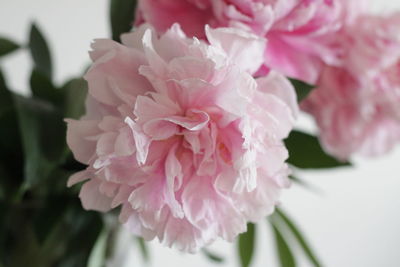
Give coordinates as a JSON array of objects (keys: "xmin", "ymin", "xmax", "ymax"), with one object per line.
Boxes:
[{"xmin": 79, "ymin": 179, "xmax": 113, "ymax": 212}]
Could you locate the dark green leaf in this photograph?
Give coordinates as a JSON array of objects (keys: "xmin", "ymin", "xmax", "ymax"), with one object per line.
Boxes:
[
  {"xmin": 202, "ymin": 248, "xmax": 224, "ymax": 264},
  {"xmin": 238, "ymin": 223, "xmax": 256, "ymax": 267},
  {"xmin": 61, "ymin": 78, "xmax": 87, "ymax": 119},
  {"xmin": 0, "ymin": 69, "xmax": 20, "ymax": 153},
  {"xmin": 136, "ymin": 237, "xmax": 149, "ymax": 262},
  {"xmin": 0, "ymin": 109, "xmax": 24, "ymax": 199},
  {"xmin": 15, "ymin": 96, "xmax": 65, "ymax": 189},
  {"xmin": 271, "ymin": 221, "xmax": 296, "ymax": 267},
  {"xmin": 7, "ymin": 223, "xmax": 46, "ymax": 267},
  {"xmin": 0, "ymin": 107, "xmax": 21, "ymax": 157},
  {"xmin": 33, "ymin": 195, "xmax": 70, "ymax": 244},
  {"xmin": 29, "ymin": 23, "xmax": 53, "ymax": 79},
  {"xmin": 0, "ymin": 68, "xmax": 13, "ymax": 115},
  {"xmin": 289, "ymin": 79, "xmax": 314, "ymax": 102},
  {"xmin": 88, "ymin": 228, "xmax": 109, "ymax": 267},
  {"xmin": 275, "ymin": 209, "xmax": 322, "ymax": 267},
  {"xmin": 285, "ymin": 130, "xmax": 351, "ymax": 169},
  {"xmin": 0, "ymin": 201, "xmax": 8, "ymax": 259},
  {"xmin": 21, "ymin": 95, "xmax": 67, "ymax": 164},
  {"xmin": 0, "ymin": 70, "xmax": 24, "ymax": 198},
  {"xmin": 110, "ymin": 0, "xmax": 137, "ymax": 42},
  {"xmin": 30, "ymin": 69, "xmax": 61, "ymax": 105},
  {"xmin": 0, "ymin": 37, "xmax": 19, "ymax": 57},
  {"xmin": 0, "ymin": 166, "xmax": 6, "ymax": 199},
  {"xmin": 52, "ymin": 205, "xmax": 104, "ymax": 267},
  {"xmin": 15, "ymin": 96, "xmax": 52, "ymax": 189},
  {"xmin": 288, "ymin": 175, "xmax": 306, "ymax": 186}
]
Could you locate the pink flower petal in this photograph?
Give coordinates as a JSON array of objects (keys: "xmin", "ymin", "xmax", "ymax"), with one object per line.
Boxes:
[{"xmin": 79, "ymin": 179, "xmax": 113, "ymax": 212}]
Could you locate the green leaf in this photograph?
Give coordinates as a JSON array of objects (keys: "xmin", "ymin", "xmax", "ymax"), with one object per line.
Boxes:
[
  {"xmin": 29, "ymin": 23, "xmax": 53, "ymax": 79},
  {"xmin": 0, "ymin": 69, "xmax": 21, "ymax": 158},
  {"xmin": 0, "ymin": 107, "xmax": 21, "ymax": 155},
  {"xmin": 0, "ymin": 202, "xmax": 8, "ymax": 261},
  {"xmin": 136, "ymin": 237, "xmax": 149, "ymax": 263},
  {"xmin": 271, "ymin": 221, "xmax": 296, "ymax": 267},
  {"xmin": 19, "ymin": 95, "xmax": 67, "ymax": 164},
  {"xmin": 289, "ymin": 79, "xmax": 314, "ymax": 102},
  {"xmin": 0, "ymin": 37, "xmax": 19, "ymax": 57},
  {"xmin": 7, "ymin": 223, "xmax": 46, "ymax": 267},
  {"xmin": 0, "ymin": 68, "xmax": 13, "ymax": 115},
  {"xmin": 0, "ymin": 69, "xmax": 24, "ymax": 198},
  {"xmin": 110, "ymin": 0, "xmax": 137, "ymax": 42},
  {"xmin": 0, "ymin": 166, "xmax": 7, "ymax": 199},
  {"xmin": 275, "ymin": 209, "xmax": 322, "ymax": 267},
  {"xmin": 52, "ymin": 206, "xmax": 103, "ymax": 267},
  {"xmin": 285, "ymin": 130, "xmax": 351, "ymax": 169},
  {"xmin": 288, "ymin": 175, "xmax": 306, "ymax": 186},
  {"xmin": 0, "ymin": 108, "xmax": 24, "ymax": 198},
  {"xmin": 30, "ymin": 69, "xmax": 61, "ymax": 105},
  {"xmin": 202, "ymin": 248, "xmax": 224, "ymax": 264},
  {"xmin": 238, "ymin": 223, "xmax": 256, "ymax": 267},
  {"xmin": 61, "ymin": 78, "xmax": 88, "ymax": 119},
  {"xmin": 33, "ymin": 195, "xmax": 70, "ymax": 244},
  {"xmin": 15, "ymin": 96, "xmax": 64, "ymax": 189},
  {"xmin": 88, "ymin": 228, "xmax": 109, "ymax": 267}
]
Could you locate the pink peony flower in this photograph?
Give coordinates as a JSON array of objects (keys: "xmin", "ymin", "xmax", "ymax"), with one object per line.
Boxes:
[
  {"xmin": 135, "ymin": 0, "xmax": 359, "ymax": 83},
  {"xmin": 66, "ymin": 24, "xmax": 298, "ymax": 252},
  {"xmin": 302, "ymin": 13, "xmax": 400, "ymax": 160}
]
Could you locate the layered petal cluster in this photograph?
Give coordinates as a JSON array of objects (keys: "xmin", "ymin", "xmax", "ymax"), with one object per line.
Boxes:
[
  {"xmin": 135, "ymin": 0, "xmax": 358, "ymax": 83},
  {"xmin": 66, "ymin": 24, "xmax": 298, "ymax": 252},
  {"xmin": 302, "ymin": 13, "xmax": 400, "ymax": 160}
]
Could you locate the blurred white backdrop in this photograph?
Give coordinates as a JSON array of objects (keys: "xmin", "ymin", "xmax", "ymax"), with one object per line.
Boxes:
[{"xmin": 1, "ymin": 1, "xmax": 400, "ymax": 266}]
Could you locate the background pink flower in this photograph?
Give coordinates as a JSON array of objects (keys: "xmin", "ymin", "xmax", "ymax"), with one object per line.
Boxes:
[
  {"xmin": 66, "ymin": 24, "xmax": 298, "ymax": 252},
  {"xmin": 135, "ymin": 0, "xmax": 358, "ymax": 83},
  {"xmin": 302, "ymin": 13, "xmax": 400, "ymax": 160}
]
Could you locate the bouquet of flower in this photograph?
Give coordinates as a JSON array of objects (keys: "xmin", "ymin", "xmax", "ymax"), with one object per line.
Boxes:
[{"xmin": 1, "ymin": 0, "xmax": 399, "ymax": 266}]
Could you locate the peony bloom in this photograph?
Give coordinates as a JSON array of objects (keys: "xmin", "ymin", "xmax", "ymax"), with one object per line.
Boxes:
[
  {"xmin": 135, "ymin": 0, "xmax": 359, "ymax": 83},
  {"xmin": 302, "ymin": 13, "xmax": 400, "ymax": 160},
  {"xmin": 66, "ymin": 24, "xmax": 298, "ymax": 252}
]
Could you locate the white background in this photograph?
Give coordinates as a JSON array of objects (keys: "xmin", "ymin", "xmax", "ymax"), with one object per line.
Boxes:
[{"xmin": 1, "ymin": 1, "xmax": 400, "ymax": 266}]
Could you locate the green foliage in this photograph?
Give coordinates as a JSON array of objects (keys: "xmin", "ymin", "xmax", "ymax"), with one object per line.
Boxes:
[
  {"xmin": 29, "ymin": 23, "xmax": 53, "ymax": 79},
  {"xmin": 0, "ymin": 68, "xmax": 13, "ymax": 114},
  {"xmin": 271, "ymin": 221, "xmax": 296, "ymax": 267},
  {"xmin": 0, "ymin": 37, "xmax": 19, "ymax": 58},
  {"xmin": 285, "ymin": 130, "xmax": 351, "ymax": 169},
  {"xmin": 30, "ymin": 69, "xmax": 62, "ymax": 105},
  {"xmin": 33, "ymin": 195, "xmax": 71, "ymax": 244},
  {"xmin": 268, "ymin": 209, "xmax": 323, "ymax": 267},
  {"xmin": 238, "ymin": 223, "xmax": 256, "ymax": 267},
  {"xmin": 110, "ymin": 0, "xmax": 137, "ymax": 42},
  {"xmin": 15, "ymin": 96, "xmax": 65, "ymax": 190},
  {"xmin": 274, "ymin": 209, "xmax": 322, "ymax": 267},
  {"xmin": 289, "ymin": 78, "xmax": 314, "ymax": 102},
  {"xmin": 50, "ymin": 206, "xmax": 104, "ymax": 267},
  {"xmin": 0, "ymin": 21, "xmax": 96, "ymax": 267},
  {"xmin": 1, "ymin": 194, "xmax": 104, "ymax": 267},
  {"xmin": 202, "ymin": 248, "xmax": 224, "ymax": 264},
  {"xmin": 0, "ymin": 70, "xmax": 24, "ymax": 200},
  {"xmin": 62, "ymin": 78, "xmax": 88, "ymax": 119},
  {"xmin": 88, "ymin": 227, "xmax": 110, "ymax": 267},
  {"xmin": 137, "ymin": 237, "xmax": 150, "ymax": 263}
]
